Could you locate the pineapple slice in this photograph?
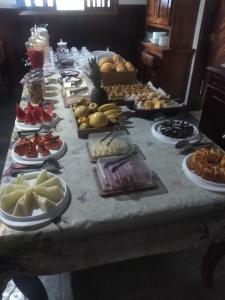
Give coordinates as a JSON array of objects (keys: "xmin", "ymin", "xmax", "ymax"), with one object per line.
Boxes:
[
  {"xmin": 33, "ymin": 185, "xmax": 64, "ymax": 203},
  {"xmin": 35, "ymin": 170, "xmax": 49, "ymax": 185}
]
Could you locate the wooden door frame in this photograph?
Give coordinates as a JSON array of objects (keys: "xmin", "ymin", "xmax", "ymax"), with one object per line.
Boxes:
[{"xmin": 187, "ymin": 0, "xmax": 221, "ymax": 110}]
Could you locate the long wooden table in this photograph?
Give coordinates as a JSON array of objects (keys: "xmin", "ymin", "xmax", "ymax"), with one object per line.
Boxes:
[{"xmin": 1, "ymin": 72, "xmax": 225, "ymax": 291}]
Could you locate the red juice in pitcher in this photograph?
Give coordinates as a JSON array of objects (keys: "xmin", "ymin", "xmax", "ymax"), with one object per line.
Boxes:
[{"xmin": 28, "ymin": 48, "xmax": 44, "ymax": 69}]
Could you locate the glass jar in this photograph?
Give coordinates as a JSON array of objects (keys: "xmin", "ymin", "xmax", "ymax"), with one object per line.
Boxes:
[{"xmin": 27, "ymin": 75, "xmax": 44, "ymax": 104}]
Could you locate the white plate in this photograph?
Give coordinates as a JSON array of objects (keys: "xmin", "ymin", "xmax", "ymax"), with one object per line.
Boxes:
[
  {"xmin": 0, "ymin": 172, "xmax": 71, "ymax": 229},
  {"xmin": 12, "ymin": 137, "xmax": 66, "ymax": 163},
  {"xmin": 182, "ymin": 154, "xmax": 225, "ymax": 193},
  {"xmin": 0, "ymin": 195, "xmax": 70, "ymax": 231},
  {"xmin": 151, "ymin": 120, "xmax": 200, "ymax": 144},
  {"xmin": 11, "ymin": 143, "xmax": 66, "ymax": 165},
  {"xmin": 15, "ymin": 116, "xmax": 59, "ymax": 131}
]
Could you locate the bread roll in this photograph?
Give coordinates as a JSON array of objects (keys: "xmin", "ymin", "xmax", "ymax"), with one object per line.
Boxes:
[
  {"xmin": 116, "ymin": 62, "xmax": 127, "ymax": 72},
  {"xmin": 100, "ymin": 62, "xmax": 115, "ymax": 72},
  {"xmin": 125, "ymin": 61, "xmax": 135, "ymax": 72},
  {"xmin": 99, "ymin": 57, "xmax": 114, "ymax": 68},
  {"xmin": 113, "ymin": 54, "xmax": 123, "ymax": 64}
]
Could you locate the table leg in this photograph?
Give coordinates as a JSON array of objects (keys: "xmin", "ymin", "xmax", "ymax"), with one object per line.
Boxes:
[
  {"xmin": 13, "ymin": 276, "xmax": 49, "ymax": 300},
  {"xmin": 201, "ymin": 241, "xmax": 225, "ymax": 288}
]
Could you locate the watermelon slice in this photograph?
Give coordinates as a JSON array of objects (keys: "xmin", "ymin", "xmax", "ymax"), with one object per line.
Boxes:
[
  {"xmin": 27, "ymin": 102, "xmax": 34, "ymax": 111},
  {"xmin": 32, "ymin": 108, "xmax": 43, "ymax": 124},
  {"xmin": 16, "ymin": 104, "xmax": 26, "ymax": 122},
  {"xmin": 47, "ymin": 103, "xmax": 54, "ymax": 116},
  {"xmin": 42, "ymin": 110, "xmax": 53, "ymax": 123},
  {"xmin": 24, "ymin": 109, "xmax": 37, "ymax": 125},
  {"xmin": 34, "ymin": 106, "xmax": 44, "ymax": 122},
  {"xmin": 31, "ymin": 111, "xmax": 39, "ymax": 124}
]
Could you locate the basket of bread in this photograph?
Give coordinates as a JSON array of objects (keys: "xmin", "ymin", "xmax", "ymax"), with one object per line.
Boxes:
[{"xmin": 99, "ymin": 54, "xmax": 137, "ymax": 86}]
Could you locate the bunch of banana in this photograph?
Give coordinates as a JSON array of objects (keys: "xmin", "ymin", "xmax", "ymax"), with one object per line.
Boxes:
[{"xmin": 98, "ymin": 104, "xmax": 122, "ymax": 124}]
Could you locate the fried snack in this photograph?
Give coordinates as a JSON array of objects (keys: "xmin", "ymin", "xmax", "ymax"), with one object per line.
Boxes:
[{"xmin": 190, "ymin": 148, "xmax": 225, "ymax": 183}]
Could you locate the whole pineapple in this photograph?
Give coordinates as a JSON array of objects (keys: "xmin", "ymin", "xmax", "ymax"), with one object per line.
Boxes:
[{"xmin": 89, "ymin": 58, "xmax": 108, "ymax": 106}]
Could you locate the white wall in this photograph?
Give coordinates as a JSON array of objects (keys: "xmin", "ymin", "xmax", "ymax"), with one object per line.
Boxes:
[
  {"xmin": 0, "ymin": 0, "xmax": 147, "ymax": 6},
  {"xmin": 0, "ymin": 0, "xmax": 16, "ymax": 7},
  {"xmin": 119, "ymin": 0, "xmax": 147, "ymax": 4}
]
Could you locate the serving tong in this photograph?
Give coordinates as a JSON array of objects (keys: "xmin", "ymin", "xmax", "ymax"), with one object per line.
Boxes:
[
  {"xmin": 175, "ymin": 137, "xmax": 213, "ymax": 155},
  {"xmin": 103, "ymin": 151, "xmax": 138, "ymax": 171},
  {"xmin": 11, "ymin": 158, "xmax": 63, "ymax": 177},
  {"xmin": 100, "ymin": 131, "xmax": 117, "ymax": 147}
]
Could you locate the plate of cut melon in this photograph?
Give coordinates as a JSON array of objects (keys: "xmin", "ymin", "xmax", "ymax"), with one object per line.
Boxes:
[
  {"xmin": 0, "ymin": 170, "xmax": 70, "ymax": 230},
  {"xmin": 15, "ymin": 102, "xmax": 59, "ymax": 131}
]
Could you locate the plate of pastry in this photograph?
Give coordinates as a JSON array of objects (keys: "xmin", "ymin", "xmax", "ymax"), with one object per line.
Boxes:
[
  {"xmin": 15, "ymin": 102, "xmax": 59, "ymax": 131},
  {"xmin": 151, "ymin": 120, "xmax": 200, "ymax": 144},
  {"xmin": 182, "ymin": 147, "xmax": 225, "ymax": 192},
  {"xmin": 0, "ymin": 170, "xmax": 70, "ymax": 230},
  {"xmin": 12, "ymin": 132, "xmax": 66, "ymax": 165}
]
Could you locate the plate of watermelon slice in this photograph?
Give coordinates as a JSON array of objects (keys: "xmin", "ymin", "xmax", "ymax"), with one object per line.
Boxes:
[
  {"xmin": 15, "ymin": 102, "xmax": 59, "ymax": 131},
  {"xmin": 12, "ymin": 132, "xmax": 66, "ymax": 164}
]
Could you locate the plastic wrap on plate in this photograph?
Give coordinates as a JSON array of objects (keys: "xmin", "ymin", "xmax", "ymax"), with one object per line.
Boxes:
[
  {"xmin": 88, "ymin": 131, "xmax": 133, "ymax": 160},
  {"xmin": 96, "ymin": 153, "xmax": 153, "ymax": 192}
]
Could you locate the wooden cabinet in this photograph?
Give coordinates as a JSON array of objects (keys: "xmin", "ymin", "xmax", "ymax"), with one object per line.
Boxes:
[
  {"xmin": 199, "ymin": 67, "xmax": 225, "ymax": 150},
  {"xmin": 140, "ymin": 0, "xmax": 200, "ymax": 99},
  {"xmin": 155, "ymin": 0, "xmax": 172, "ymax": 26},
  {"xmin": 147, "ymin": 0, "xmax": 157, "ymax": 24}
]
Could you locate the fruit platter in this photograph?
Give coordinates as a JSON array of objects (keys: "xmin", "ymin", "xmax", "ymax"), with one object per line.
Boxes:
[
  {"xmin": 87, "ymin": 131, "xmax": 133, "ymax": 162},
  {"xmin": 182, "ymin": 147, "xmax": 225, "ymax": 192},
  {"xmin": 93, "ymin": 152, "xmax": 156, "ymax": 196},
  {"xmin": 151, "ymin": 120, "xmax": 200, "ymax": 144},
  {"xmin": 0, "ymin": 170, "xmax": 70, "ymax": 230},
  {"xmin": 12, "ymin": 132, "xmax": 66, "ymax": 164},
  {"xmin": 15, "ymin": 102, "xmax": 58, "ymax": 130},
  {"xmin": 71, "ymin": 97, "xmax": 123, "ymax": 138}
]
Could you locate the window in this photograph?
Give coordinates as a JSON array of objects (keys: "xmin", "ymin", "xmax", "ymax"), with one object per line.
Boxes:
[{"xmin": 17, "ymin": 0, "xmax": 117, "ymax": 13}]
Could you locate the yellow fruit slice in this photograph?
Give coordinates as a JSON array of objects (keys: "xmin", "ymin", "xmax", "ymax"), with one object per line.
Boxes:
[
  {"xmin": 13, "ymin": 189, "xmax": 36, "ymax": 217},
  {"xmin": 38, "ymin": 177, "xmax": 63, "ymax": 190},
  {"xmin": 36, "ymin": 170, "xmax": 49, "ymax": 185},
  {"xmin": 0, "ymin": 190, "xmax": 26, "ymax": 212},
  {"xmin": 33, "ymin": 186, "xmax": 64, "ymax": 203}
]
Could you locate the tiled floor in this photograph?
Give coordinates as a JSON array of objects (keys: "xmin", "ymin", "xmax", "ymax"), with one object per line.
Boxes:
[{"xmin": 1, "ymin": 90, "xmax": 225, "ymax": 300}]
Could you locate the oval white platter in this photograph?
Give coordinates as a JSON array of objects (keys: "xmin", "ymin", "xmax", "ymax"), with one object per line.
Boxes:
[
  {"xmin": 12, "ymin": 139, "xmax": 66, "ymax": 165},
  {"xmin": 15, "ymin": 115, "xmax": 59, "ymax": 131},
  {"xmin": 0, "ymin": 172, "xmax": 70, "ymax": 230},
  {"xmin": 151, "ymin": 120, "xmax": 200, "ymax": 144},
  {"xmin": 182, "ymin": 154, "xmax": 225, "ymax": 193}
]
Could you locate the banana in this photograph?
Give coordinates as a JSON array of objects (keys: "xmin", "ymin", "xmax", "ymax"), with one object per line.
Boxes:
[
  {"xmin": 98, "ymin": 104, "xmax": 118, "ymax": 113},
  {"xmin": 107, "ymin": 112, "xmax": 122, "ymax": 119},
  {"xmin": 103, "ymin": 108, "xmax": 121, "ymax": 116}
]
